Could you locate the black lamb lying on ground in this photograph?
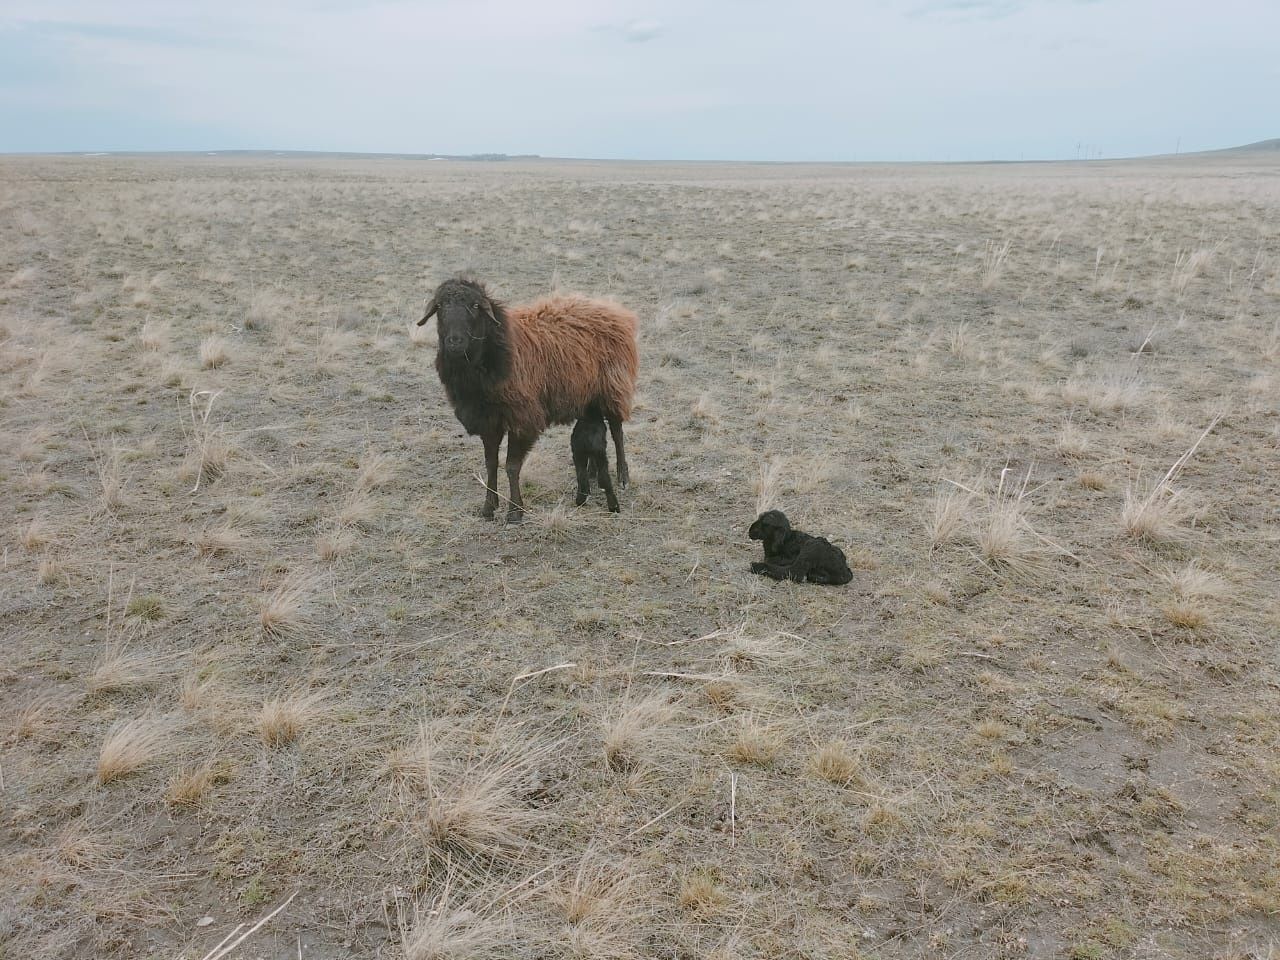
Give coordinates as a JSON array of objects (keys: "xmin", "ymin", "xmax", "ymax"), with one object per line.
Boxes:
[
  {"xmin": 748, "ymin": 510, "xmax": 853, "ymax": 585},
  {"xmin": 571, "ymin": 408, "xmax": 620, "ymax": 513}
]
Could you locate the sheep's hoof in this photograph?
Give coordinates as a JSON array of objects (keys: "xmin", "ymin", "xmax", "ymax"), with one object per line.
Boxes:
[
  {"xmin": 575, "ymin": 494, "xmax": 588, "ymax": 506},
  {"xmin": 505, "ymin": 509, "xmax": 525, "ymax": 525},
  {"xmin": 480, "ymin": 504, "xmax": 496, "ymax": 520},
  {"xmin": 617, "ymin": 469, "xmax": 629, "ymax": 489}
]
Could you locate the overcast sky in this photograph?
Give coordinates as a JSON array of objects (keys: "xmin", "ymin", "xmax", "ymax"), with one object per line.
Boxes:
[{"xmin": 1, "ymin": 0, "xmax": 1276, "ymax": 161}]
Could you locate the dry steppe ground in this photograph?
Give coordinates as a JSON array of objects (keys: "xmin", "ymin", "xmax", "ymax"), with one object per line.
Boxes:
[{"xmin": 1, "ymin": 151, "xmax": 1278, "ymax": 960}]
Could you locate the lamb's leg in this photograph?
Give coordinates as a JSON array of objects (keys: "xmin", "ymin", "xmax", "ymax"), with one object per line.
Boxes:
[
  {"xmin": 596, "ymin": 455, "xmax": 620, "ymax": 513},
  {"xmin": 504, "ymin": 434, "xmax": 535, "ymax": 524},
  {"xmin": 480, "ymin": 428, "xmax": 503, "ymax": 520},
  {"xmin": 750, "ymin": 561, "xmax": 794, "ymax": 580},
  {"xmin": 606, "ymin": 415, "xmax": 629, "ymax": 488},
  {"xmin": 574, "ymin": 445, "xmax": 590, "ymax": 507}
]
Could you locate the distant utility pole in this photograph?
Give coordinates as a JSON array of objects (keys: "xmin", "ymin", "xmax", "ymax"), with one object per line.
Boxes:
[{"xmin": 1175, "ymin": 136, "xmax": 1181, "ymax": 155}]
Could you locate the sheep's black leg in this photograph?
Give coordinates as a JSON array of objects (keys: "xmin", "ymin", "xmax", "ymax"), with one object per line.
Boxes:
[
  {"xmin": 504, "ymin": 434, "xmax": 535, "ymax": 524},
  {"xmin": 751, "ymin": 561, "xmax": 794, "ymax": 580},
  {"xmin": 606, "ymin": 415, "xmax": 629, "ymax": 488},
  {"xmin": 480, "ymin": 428, "xmax": 503, "ymax": 520},
  {"xmin": 573, "ymin": 444, "xmax": 590, "ymax": 507},
  {"xmin": 596, "ymin": 455, "xmax": 620, "ymax": 513}
]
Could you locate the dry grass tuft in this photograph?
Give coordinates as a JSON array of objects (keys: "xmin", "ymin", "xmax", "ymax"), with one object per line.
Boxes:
[
  {"xmin": 387, "ymin": 722, "xmax": 550, "ymax": 861},
  {"xmin": 677, "ymin": 869, "xmax": 727, "ymax": 916},
  {"xmin": 165, "ymin": 761, "xmax": 221, "ymax": 806},
  {"xmin": 809, "ymin": 740, "xmax": 861, "ymax": 786},
  {"xmin": 1055, "ymin": 419, "xmax": 1090, "ymax": 458},
  {"xmin": 691, "ymin": 391, "xmax": 721, "ymax": 424},
  {"xmin": 1122, "ymin": 417, "xmax": 1221, "ymax": 543},
  {"xmin": 52, "ymin": 821, "xmax": 116, "ymax": 868},
  {"xmin": 336, "ymin": 487, "xmax": 377, "ymax": 528},
  {"xmin": 1160, "ymin": 560, "xmax": 1229, "ymax": 600},
  {"xmin": 198, "ymin": 335, "xmax": 230, "ymax": 369},
  {"xmin": 194, "ymin": 522, "xmax": 247, "ymax": 557},
  {"xmin": 928, "ymin": 481, "xmax": 974, "ymax": 547},
  {"xmin": 258, "ymin": 572, "xmax": 321, "ymax": 638},
  {"xmin": 980, "ymin": 239, "xmax": 1012, "ymax": 288},
  {"xmin": 1078, "ymin": 471, "xmax": 1108, "ymax": 490},
  {"xmin": 180, "ymin": 389, "xmax": 233, "ymax": 491},
  {"xmin": 87, "ymin": 435, "xmax": 129, "ymax": 512},
  {"xmin": 316, "ymin": 527, "xmax": 355, "ymax": 561},
  {"xmin": 88, "ymin": 644, "xmax": 169, "ymax": 694},
  {"xmin": 18, "ymin": 515, "xmax": 48, "ymax": 551},
  {"xmin": 1063, "ymin": 365, "xmax": 1144, "ymax": 413},
  {"xmin": 726, "ymin": 714, "xmax": 785, "ymax": 766},
  {"xmin": 355, "ymin": 449, "xmax": 397, "ymax": 492},
  {"xmin": 713, "ymin": 625, "xmax": 801, "ymax": 670},
  {"xmin": 97, "ymin": 715, "xmax": 172, "ymax": 784},
  {"xmin": 400, "ymin": 880, "xmax": 511, "ymax": 960},
  {"xmin": 139, "ymin": 317, "xmax": 170, "ymax": 352},
  {"xmin": 1160, "ymin": 601, "xmax": 1208, "ymax": 631},
  {"xmin": 557, "ymin": 856, "xmax": 652, "ymax": 960},
  {"xmin": 946, "ymin": 466, "xmax": 1059, "ymax": 574},
  {"xmin": 601, "ymin": 691, "xmax": 680, "ymax": 771},
  {"xmin": 752, "ymin": 456, "xmax": 786, "ymax": 515},
  {"xmin": 257, "ymin": 689, "xmax": 329, "ymax": 747},
  {"xmin": 37, "ymin": 554, "xmax": 63, "ymax": 585}
]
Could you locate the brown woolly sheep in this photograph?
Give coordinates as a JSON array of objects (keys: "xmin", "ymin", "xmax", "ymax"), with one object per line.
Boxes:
[{"xmin": 419, "ymin": 275, "xmax": 639, "ymax": 523}]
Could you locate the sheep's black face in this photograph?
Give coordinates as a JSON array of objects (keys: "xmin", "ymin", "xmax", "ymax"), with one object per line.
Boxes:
[
  {"xmin": 749, "ymin": 510, "xmax": 790, "ymax": 541},
  {"xmin": 420, "ymin": 279, "xmax": 496, "ymax": 362}
]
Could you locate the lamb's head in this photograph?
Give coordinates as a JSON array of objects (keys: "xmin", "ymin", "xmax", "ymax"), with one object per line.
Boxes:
[
  {"xmin": 749, "ymin": 510, "xmax": 790, "ymax": 542},
  {"xmin": 419, "ymin": 276, "xmax": 500, "ymax": 362}
]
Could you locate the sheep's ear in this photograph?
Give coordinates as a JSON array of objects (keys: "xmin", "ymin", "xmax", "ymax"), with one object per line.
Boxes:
[
  {"xmin": 477, "ymin": 297, "xmax": 497, "ymax": 323},
  {"xmin": 417, "ymin": 296, "xmax": 438, "ymax": 326}
]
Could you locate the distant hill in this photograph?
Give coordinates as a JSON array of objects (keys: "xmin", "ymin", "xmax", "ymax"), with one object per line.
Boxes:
[
  {"xmin": 1207, "ymin": 138, "xmax": 1280, "ymax": 154},
  {"xmin": 1162, "ymin": 138, "xmax": 1280, "ymax": 159}
]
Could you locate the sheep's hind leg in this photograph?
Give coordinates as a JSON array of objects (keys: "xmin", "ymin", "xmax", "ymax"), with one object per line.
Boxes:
[
  {"xmin": 504, "ymin": 434, "xmax": 535, "ymax": 524},
  {"xmin": 480, "ymin": 429, "xmax": 503, "ymax": 520},
  {"xmin": 606, "ymin": 415, "xmax": 629, "ymax": 488}
]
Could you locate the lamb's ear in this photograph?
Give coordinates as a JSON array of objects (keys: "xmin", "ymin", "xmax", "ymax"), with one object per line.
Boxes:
[
  {"xmin": 477, "ymin": 297, "xmax": 496, "ymax": 324},
  {"xmin": 417, "ymin": 296, "xmax": 438, "ymax": 326}
]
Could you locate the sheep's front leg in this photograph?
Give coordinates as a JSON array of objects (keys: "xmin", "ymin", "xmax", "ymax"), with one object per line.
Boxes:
[
  {"xmin": 480, "ymin": 429, "xmax": 503, "ymax": 520},
  {"xmin": 504, "ymin": 434, "xmax": 535, "ymax": 524},
  {"xmin": 607, "ymin": 415, "xmax": 629, "ymax": 488}
]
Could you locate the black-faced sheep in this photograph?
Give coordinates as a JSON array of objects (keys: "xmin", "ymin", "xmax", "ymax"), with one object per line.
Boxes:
[
  {"xmin": 571, "ymin": 407, "xmax": 620, "ymax": 513},
  {"xmin": 748, "ymin": 510, "xmax": 853, "ymax": 585},
  {"xmin": 419, "ymin": 275, "xmax": 638, "ymax": 523}
]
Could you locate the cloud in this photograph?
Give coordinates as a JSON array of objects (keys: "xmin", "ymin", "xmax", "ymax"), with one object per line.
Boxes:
[
  {"xmin": 907, "ymin": 0, "xmax": 1027, "ymax": 21},
  {"xmin": 623, "ymin": 18, "xmax": 663, "ymax": 42}
]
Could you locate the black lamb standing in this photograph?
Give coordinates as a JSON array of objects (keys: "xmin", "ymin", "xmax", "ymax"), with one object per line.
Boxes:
[
  {"xmin": 748, "ymin": 510, "xmax": 852, "ymax": 585},
  {"xmin": 571, "ymin": 408, "xmax": 620, "ymax": 513}
]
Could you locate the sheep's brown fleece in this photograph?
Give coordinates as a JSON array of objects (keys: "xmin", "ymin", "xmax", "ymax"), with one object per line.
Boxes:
[{"xmin": 499, "ymin": 294, "xmax": 638, "ymax": 437}]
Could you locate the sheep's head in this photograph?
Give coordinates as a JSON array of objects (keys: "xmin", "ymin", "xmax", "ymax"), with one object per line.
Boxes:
[
  {"xmin": 749, "ymin": 510, "xmax": 790, "ymax": 542},
  {"xmin": 420, "ymin": 276, "xmax": 498, "ymax": 361}
]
